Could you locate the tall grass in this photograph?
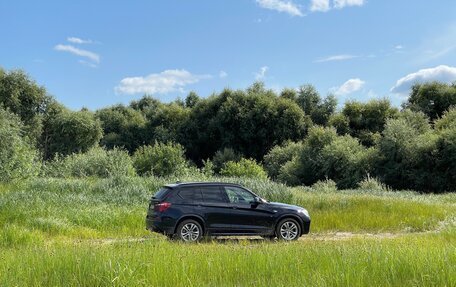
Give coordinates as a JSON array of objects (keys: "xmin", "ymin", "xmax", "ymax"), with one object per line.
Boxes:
[
  {"xmin": 0, "ymin": 177, "xmax": 454, "ymax": 246},
  {"xmin": 0, "ymin": 232, "xmax": 454, "ymax": 286}
]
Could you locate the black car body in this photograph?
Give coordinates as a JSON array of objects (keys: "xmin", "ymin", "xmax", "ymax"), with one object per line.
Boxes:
[{"xmin": 146, "ymin": 182, "xmax": 310, "ymax": 241}]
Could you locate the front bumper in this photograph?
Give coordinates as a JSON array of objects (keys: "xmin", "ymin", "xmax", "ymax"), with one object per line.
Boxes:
[{"xmin": 302, "ymin": 220, "xmax": 311, "ymax": 234}]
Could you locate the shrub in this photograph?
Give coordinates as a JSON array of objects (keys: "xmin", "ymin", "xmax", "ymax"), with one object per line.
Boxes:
[
  {"xmin": 0, "ymin": 107, "xmax": 40, "ymax": 182},
  {"xmin": 220, "ymin": 158, "xmax": 268, "ymax": 179},
  {"xmin": 43, "ymin": 147, "xmax": 136, "ymax": 178},
  {"xmin": 311, "ymin": 179, "xmax": 337, "ymax": 192},
  {"xmin": 320, "ymin": 135, "xmax": 376, "ymax": 189},
  {"xmin": 44, "ymin": 109, "xmax": 103, "ymax": 158},
  {"xmin": 435, "ymin": 107, "xmax": 456, "ymax": 130},
  {"xmin": 263, "ymin": 141, "xmax": 303, "ymax": 179},
  {"xmin": 201, "ymin": 159, "xmax": 214, "ymax": 176},
  {"xmin": 133, "ymin": 142, "xmax": 188, "ymax": 177},
  {"xmin": 211, "ymin": 148, "xmax": 242, "ymax": 174},
  {"xmin": 357, "ymin": 175, "xmax": 390, "ymax": 191}
]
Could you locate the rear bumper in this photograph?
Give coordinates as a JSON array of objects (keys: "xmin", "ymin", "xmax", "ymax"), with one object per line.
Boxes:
[{"xmin": 145, "ymin": 215, "xmax": 175, "ymax": 235}]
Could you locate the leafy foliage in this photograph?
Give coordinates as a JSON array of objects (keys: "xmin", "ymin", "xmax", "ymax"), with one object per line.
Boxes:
[
  {"xmin": 45, "ymin": 109, "xmax": 103, "ymax": 158},
  {"xmin": 44, "ymin": 147, "xmax": 136, "ymax": 178},
  {"xmin": 0, "ymin": 107, "xmax": 40, "ymax": 181},
  {"xmin": 404, "ymin": 82, "xmax": 456, "ymax": 120},
  {"xmin": 263, "ymin": 141, "xmax": 303, "ymax": 180},
  {"xmin": 220, "ymin": 158, "xmax": 268, "ymax": 179},
  {"xmin": 132, "ymin": 142, "xmax": 188, "ymax": 177},
  {"xmin": 211, "ymin": 147, "xmax": 242, "ymax": 174}
]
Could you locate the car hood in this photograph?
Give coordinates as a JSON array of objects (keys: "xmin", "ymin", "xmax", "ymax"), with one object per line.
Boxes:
[{"xmin": 268, "ymin": 202, "xmax": 304, "ymax": 211}]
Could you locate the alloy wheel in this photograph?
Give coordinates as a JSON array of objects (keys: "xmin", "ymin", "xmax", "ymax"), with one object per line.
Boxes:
[
  {"xmin": 279, "ymin": 221, "xmax": 298, "ymax": 240},
  {"xmin": 180, "ymin": 223, "xmax": 200, "ymax": 242}
]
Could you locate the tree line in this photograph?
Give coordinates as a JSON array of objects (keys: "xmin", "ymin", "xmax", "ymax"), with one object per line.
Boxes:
[{"xmin": 1, "ymin": 67, "xmax": 455, "ymax": 192}]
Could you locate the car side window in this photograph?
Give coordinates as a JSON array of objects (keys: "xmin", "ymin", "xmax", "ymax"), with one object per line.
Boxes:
[
  {"xmin": 178, "ymin": 187, "xmax": 203, "ymax": 202},
  {"xmin": 201, "ymin": 186, "xmax": 227, "ymax": 203},
  {"xmin": 224, "ymin": 186, "xmax": 255, "ymax": 204}
]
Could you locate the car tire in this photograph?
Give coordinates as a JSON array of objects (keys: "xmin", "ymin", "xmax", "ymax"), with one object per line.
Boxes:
[
  {"xmin": 276, "ymin": 218, "xmax": 301, "ymax": 241},
  {"xmin": 176, "ymin": 219, "xmax": 203, "ymax": 242}
]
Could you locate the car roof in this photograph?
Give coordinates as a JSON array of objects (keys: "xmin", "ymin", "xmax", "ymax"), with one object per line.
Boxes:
[{"xmin": 163, "ymin": 182, "xmax": 242, "ymax": 189}]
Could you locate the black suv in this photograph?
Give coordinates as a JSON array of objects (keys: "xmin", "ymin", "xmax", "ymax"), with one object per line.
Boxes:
[{"xmin": 146, "ymin": 182, "xmax": 311, "ymax": 242}]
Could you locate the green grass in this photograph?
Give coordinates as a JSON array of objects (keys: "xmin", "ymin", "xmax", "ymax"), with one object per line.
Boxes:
[
  {"xmin": 0, "ymin": 232, "xmax": 454, "ymax": 286},
  {"xmin": 0, "ymin": 176, "xmax": 455, "ymax": 286}
]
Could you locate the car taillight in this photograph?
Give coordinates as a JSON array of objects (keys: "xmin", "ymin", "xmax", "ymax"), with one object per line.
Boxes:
[{"xmin": 155, "ymin": 202, "xmax": 172, "ymax": 212}]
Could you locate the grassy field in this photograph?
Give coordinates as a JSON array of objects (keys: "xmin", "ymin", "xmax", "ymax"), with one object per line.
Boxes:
[{"xmin": 0, "ymin": 177, "xmax": 455, "ymax": 286}]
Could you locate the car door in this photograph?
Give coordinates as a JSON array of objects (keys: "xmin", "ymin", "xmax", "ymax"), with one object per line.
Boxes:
[
  {"xmin": 196, "ymin": 185, "xmax": 233, "ymax": 234},
  {"xmin": 223, "ymin": 186, "xmax": 275, "ymax": 234}
]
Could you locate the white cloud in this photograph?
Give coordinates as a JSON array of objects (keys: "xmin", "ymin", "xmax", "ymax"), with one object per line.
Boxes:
[
  {"xmin": 78, "ymin": 60, "xmax": 97, "ymax": 68},
  {"xmin": 395, "ymin": 45, "xmax": 404, "ymax": 50},
  {"xmin": 391, "ymin": 65, "xmax": 456, "ymax": 94},
  {"xmin": 255, "ymin": 66, "xmax": 269, "ymax": 80},
  {"xmin": 315, "ymin": 54, "xmax": 358, "ymax": 63},
  {"xmin": 54, "ymin": 44, "xmax": 100, "ymax": 63},
  {"xmin": 219, "ymin": 70, "xmax": 228, "ymax": 78},
  {"xmin": 256, "ymin": 0, "xmax": 303, "ymax": 16},
  {"xmin": 67, "ymin": 37, "xmax": 93, "ymax": 44},
  {"xmin": 115, "ymin": 69, "xmax": 211, "ymax": 95},
  {"xmin": 333, "ymin": 0, "xmax": 365, "ymax": 9},
  {"xmin": 310, "ymin": 0, "xmax": 330, "ymax": 12},
  {"xmin": 334, "ymin": 78, "xmax": 365, "ymax": 95}
]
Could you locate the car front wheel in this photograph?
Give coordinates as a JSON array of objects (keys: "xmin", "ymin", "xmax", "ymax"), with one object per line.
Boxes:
[
  {"xmin": 176, "ymin": 220, "xmax": 203, "ymax": 242},
  {"xmin": 276, "ymin": 218, "xmax": 301, "ymax": 241}
]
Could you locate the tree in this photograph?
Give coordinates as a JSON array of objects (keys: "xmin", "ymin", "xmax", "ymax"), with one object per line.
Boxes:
[
  {"xmin": 342, "ymin": 99, "xmax": 399, "ymax": 146},
  {"xmin": 185, "ymin": 91, "xmax": 200, "ymax": 108},
  {"xmin": 264, "ymin": 141, "xmax": 303, "ymax": 180},
  {"xmin": 96, "ymin": 105, "xmax": 146, "ymax": 152},
  {"xmin": 277, "ymin": 126, "xmax": 338, "ymax": 186},
  {"xmin": 0, "ymin": 107, "xmax": 40, "ymax": 181},
  {"xmin": 294, "ymin": 85, "xmax": 337, "ymax": 126},
  {"xmin": 0, "ymin": 68, "xmax": 49, "ymax": 142},
  {"xmin": 45, "ymin": 109, "xmax": 103, "ymax": 158},
  {"xmin": 404, "ymin": 82, "xmax": 456, "ymax": 120},
  {"xmin": 320, "ymin": 135, "xmax": 376, "ymax": 189}
]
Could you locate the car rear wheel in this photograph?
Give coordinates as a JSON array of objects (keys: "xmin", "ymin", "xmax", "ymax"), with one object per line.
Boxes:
[
  {"xmin": 177, "ymin": 220, "xmax": 203, "ymax": 242},
  {"xmin": 276, "ymin": 218, "xmax": 301, "ymax": 241}
]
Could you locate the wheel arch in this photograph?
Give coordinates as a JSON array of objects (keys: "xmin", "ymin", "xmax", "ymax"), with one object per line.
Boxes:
[
  {"xmin": 174, "ymin": 215, "xmax": 206, "ymax": 234},
  {"xmin": 275, "ymin": 214, "xmax": 304, "ymax": 235}
]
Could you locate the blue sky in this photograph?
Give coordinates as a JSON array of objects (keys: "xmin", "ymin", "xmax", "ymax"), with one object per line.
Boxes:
[{"xmin": 1, "ymin": 0, "xmax": 455, "ymax": 110}]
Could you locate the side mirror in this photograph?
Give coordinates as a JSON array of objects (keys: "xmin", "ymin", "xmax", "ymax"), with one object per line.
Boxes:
[{"xmin": 250, "ymin": 197, "xmax": 261, "ymax": 206}]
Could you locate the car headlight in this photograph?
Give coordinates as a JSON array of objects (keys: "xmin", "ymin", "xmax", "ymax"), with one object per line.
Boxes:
[{"xmin": 298, "ymin": 208, "xmax": 310, "ymax": 218}]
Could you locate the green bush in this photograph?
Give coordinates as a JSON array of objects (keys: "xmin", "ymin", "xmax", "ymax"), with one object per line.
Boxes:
[
  {"xmin": 357, "ymin": 175, "xmax": 390, "ymax": 191},
  {"xmin": 263, "ymin": 141, "xmax": 303, "ymax": 179},
  {"xmin": 43, "ymin": 147, "xmax": 136, "ymax": 178},
  {"xmin": 132, "ymin": 142, "xmax": 188, "ymax": 177},
  {"xmin": 211, "ymin": 148, "xmax": 242, "ymax": 174},
  {"xmin": 435, "ymin": 107, "xmax": 456, "ymax": 130},
  {"xmin": 45, "ymin": 109, "xmax": 103, "ymax": 158},
  {"xmin": 311, "ymin": 179, "xmax": 337, "ymax": 192},
  {"xmin": 220, "ymin": 158, "xmax": 268, "ymax": 179},
  {"xmin": 0, "ymin": 107, "xmax": 40, "ymax": 182},
  {"xmin": 320, "ymin": 135, "xmax": 376, "ymax": 189},
  {"xmin": 276, "ymin": 126, "xmax": 338, "ymax": 186}
]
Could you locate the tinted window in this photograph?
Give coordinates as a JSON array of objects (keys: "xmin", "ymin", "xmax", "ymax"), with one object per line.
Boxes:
[
  {"xmin": 153, "ymin": 187, "xmax": 170, "ymax": 200},
  {"xmin": 224, "ymin": 186, "xmax": 255, "ymax": 203},
  {"xmin": 178, "ymin": 187, "xmax": 203, "ymax": 201},
  {"xmin": 201, "ymin": 186, "xmax": 226, "ymax": 203}
]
